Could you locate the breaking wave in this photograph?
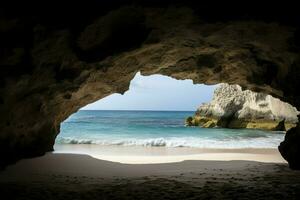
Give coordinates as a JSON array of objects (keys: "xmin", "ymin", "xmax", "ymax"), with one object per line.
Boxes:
[{"xmin": 56, "ymin": 135, "xmax": 284, "ymax": 149}]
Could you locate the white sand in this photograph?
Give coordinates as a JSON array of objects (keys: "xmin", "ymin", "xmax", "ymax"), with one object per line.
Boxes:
[{"xmin": 54, "ymin": 144, "xmax": 286, "ymax": 164}]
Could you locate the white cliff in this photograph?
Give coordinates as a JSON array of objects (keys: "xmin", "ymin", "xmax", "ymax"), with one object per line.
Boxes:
[{"xmin": 187, "ymin": 83, "xmax": 299, "ymax": 131}]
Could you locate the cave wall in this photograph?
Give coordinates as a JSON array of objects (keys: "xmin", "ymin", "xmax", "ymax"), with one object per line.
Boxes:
[{"xmin": 0, "ymin": 1, "xmax": 300, "ymax": 168}]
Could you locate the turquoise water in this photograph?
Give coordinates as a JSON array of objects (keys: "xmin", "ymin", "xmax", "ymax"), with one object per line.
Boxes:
[{"xmin": 56, "ymin": 110, "xmax": 284, "ymax": 148}]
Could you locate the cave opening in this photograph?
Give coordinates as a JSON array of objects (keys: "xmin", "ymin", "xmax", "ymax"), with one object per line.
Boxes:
[
  {"xmin": 53, "ymin": 72, "xmax": 293, "ymax": 164},
  {"xmin": 2, "ymin": 2, "xmax": 300, "ymax": 199}
]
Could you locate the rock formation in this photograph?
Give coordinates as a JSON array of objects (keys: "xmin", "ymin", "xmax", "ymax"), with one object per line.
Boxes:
[
  {"xmin": 0, "ymin": 1, "xmax": 300, "ymax": 169},
  {"xmin": 186, "ymin": 84, "xmax": 299, "ymax": 131}
]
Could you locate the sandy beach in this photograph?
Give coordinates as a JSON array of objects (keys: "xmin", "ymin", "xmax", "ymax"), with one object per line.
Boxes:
[
  {"xmin": 54, "ymin": 144, "xmax": 287, "ymax": 164},
  {"xmin": 1, "ymin": 148, "xmax": 300, "ymax": 200}
]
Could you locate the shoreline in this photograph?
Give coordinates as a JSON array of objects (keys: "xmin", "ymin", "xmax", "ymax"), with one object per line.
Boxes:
[{"xmin": 54, "ymin": 144, "xmax": 286, "ymax": 164}]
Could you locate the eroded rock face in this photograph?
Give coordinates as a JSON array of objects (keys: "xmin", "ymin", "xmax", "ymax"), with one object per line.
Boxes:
[
  {"xmin": 187, "ymin": 83, "xmax": 299, "ymax": 130},
  {"xmin": 0, "ymin": 2, "xmax": 300, "ymax": 168}
]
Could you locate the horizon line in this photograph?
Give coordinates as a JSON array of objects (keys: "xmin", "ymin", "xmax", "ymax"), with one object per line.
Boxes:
[{"xmin": 79, "ymin": 109, "xmax": 195, "ymax": 112}]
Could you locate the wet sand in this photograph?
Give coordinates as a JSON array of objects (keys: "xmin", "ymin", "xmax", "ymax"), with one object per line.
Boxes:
[
  {"xmin": 0, "ymin": 151, "xmax": 300, "ymax": 200},
  {"xmin": 54, "ymin": 144, "xmax": 287, "ymax": 164}
]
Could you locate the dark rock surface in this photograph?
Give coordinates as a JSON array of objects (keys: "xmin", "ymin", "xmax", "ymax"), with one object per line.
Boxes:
[
  {"xmin": 0, "ymin": 1, "xmax": 300, "ymax": 169},
  {"xmin": 279, "ymin": 122, "xmax": 300, "ymax": 169}
]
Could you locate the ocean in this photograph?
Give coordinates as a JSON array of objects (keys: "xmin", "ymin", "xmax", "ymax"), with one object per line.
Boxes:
[{"xmin": 55, "ymin": 110, "xmax": 284, "ymax": 149}]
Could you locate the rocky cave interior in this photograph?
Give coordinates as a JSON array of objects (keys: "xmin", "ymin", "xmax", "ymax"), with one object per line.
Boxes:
[{"xmin": 0, "ymin": 0, "xmax": 300, "ymax": 170}]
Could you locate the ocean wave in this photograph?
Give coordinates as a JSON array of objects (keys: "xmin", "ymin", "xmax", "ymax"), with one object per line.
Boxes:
[
  {"xmin": 58, "ymin": 138, "xmax": 94, "ymax": 144},
  {"xmin": 56, "ymin": 136, "xmax": 284, "ymax": 149}
]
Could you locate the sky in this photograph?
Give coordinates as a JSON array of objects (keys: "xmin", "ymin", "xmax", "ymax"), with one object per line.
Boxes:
[{"xmin": 81, "ymin": 72, "xmax": 217, "ymax": 111}]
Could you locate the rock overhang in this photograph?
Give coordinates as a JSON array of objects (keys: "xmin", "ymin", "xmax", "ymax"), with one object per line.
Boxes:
[{"xmin": 0, "ymin": 0, "xmax": 300, "ymax": 169}]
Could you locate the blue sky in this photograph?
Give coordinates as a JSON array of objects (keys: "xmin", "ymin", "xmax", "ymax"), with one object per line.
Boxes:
[{"xmin": 81, "ymin": 72, "xmax": 217, "ymax": 111}]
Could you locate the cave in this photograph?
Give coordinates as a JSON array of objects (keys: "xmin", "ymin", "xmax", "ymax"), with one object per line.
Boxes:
[
  {"xmin": 1, "ymin": 1, "xmax": 300, "ymax": 199},
  {"xmin": 1, "ymin": 0, "xmax": 300, "ymax": 170}
]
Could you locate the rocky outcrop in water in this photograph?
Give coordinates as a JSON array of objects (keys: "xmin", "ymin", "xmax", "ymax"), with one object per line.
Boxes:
[{"xmin": 187, "ymin": 84, "xmax": 299, "ymax": 131}]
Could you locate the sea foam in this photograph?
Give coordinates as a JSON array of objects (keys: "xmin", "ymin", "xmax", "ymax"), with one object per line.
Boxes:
[{"xmin": 56, "ymin": 135, "xmax": 284, "ymax": 149}]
